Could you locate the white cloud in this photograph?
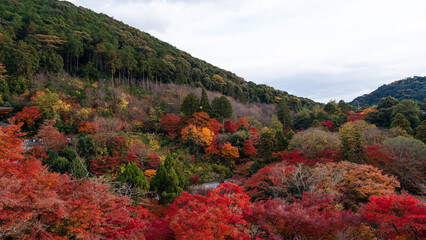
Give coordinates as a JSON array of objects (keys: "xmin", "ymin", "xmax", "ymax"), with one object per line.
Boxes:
[{"xmin": 67, "ymin": 0, "xmax": 426, "ymax": 103}]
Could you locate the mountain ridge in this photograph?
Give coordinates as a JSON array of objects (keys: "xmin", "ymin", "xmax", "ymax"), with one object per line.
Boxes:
[
  {"xmin": 350, "ymin": 76, "xmax": 426, "ymax": 107},
  {"xmin": 0, "ymin": 0, "xmax": 317, "ymax": 110}
]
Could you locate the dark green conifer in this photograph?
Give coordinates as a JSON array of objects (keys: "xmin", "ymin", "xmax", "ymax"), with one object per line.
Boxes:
[
  {"xmin": 181, "ymin": 92, "xmax": 199, "ymax": 116},
  {"xmin": 211, "ymin": 96, "xmax": 233, "ymax": 123},
  {"xmin": 275, "ymin": 130, "xmax": 287, "ymax": 151},
  {"xmin": 150, "ymin": 153, "xmax": 184, "ymax": 203},
  {"xmin": 277, "ymin": 100, "xmax": 291, "ymax": 128},
  {"xmin": 117, "ymin": 162, "xmax": 149, "ymax": 191},
  {"xmin": 199, "ymin": 87, "xmax": 211, "ymax": 115}
]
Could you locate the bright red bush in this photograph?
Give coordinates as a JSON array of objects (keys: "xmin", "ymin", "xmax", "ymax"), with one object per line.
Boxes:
[
  {"xmin": 361, "ymin": 194, "xmax": 425, "ymax": 239},
  {"xmin": 273, "ymin": 150, "xmax": 335, "ymax": 166},
  {"xmin": 320, "ymin": 120, "xmax": 334, "ymax": 131},
  {"xmin": 243, "ymin": 140, "xmax": 257, "ymax": 157}
]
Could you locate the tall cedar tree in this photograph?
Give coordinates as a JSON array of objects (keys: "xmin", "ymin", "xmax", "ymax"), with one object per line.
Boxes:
[
  {"xmin": 275, "ymin": 130, "xmax": 287, "ymax": 151},
  {"xmin": 211, "ymin": 96, "xmax": 233, "ymax": 123},
  {"xmin": 258, "ymin": 130, "xmax": 276, "ymax": 162},
  {"xmin": 199, "ymin": 87, "xmax": 211, "ymax": 114},
  {"xmin": 181, "ymin": 92, "xmax": 199, "ymax": 116},
  {"xmin": 277, "ymin": 99, "xmax": 291, "ymax": 128}
]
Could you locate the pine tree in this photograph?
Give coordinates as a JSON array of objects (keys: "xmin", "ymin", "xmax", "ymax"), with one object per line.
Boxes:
[
  {"xmin": 117, "ymin": 162, "xmax": 149, "ymax": 191},
  {"xmin": 181, "ymin": 92, "xmax": 199, "ymax": 116},
  {"xmin": 150, "ymin": 153, "xmax": 184, "ymax": 203},
  {"xmin": 164, "ymin": 152, "xmax": 185, "ymax": 189},
  {"xmin": 286, "ymin": 129, "xmax": 295, "ymax": 142},
  {"xmin": 199, "ymin": 87, "xmax": 211, "ymax": 115},
  {"xmin": 391, "ymin": 113, "xmax": 413, "ymax": 135}
]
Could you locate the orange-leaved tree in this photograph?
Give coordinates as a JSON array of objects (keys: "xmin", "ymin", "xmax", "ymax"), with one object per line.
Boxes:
[
  {"xmin": 0, "ymin": 122, "xmax": 152, "ymax": 239},
  {"xmin": 181, "ymin": 124, "xmax": 214, "ymax": 148}
]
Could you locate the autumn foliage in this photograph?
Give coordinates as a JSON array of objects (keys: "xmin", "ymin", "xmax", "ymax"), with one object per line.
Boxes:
[
  {"xmin": 181, "ymin": 124, "xmax": 214, "ymax": 146},
  {"xmin": 0, "ymin": 123, "xmax": 152, "ymax": 239},
  {"xmin": 166, "ymin": 183, "xmax": 251, "ymax": 240},
  {"xmin": 14, "ymin": 106, "xmax": 41, "ymax": 127},
  {"xmin": 160, "ymin": 113, "xmax": 181, "ymax": 140},
  {"xmin": 36, "ymin": 120, "xmax": 68, "ymax": 151},
  {"xmin": 361, "ymin": 194, "xmax": 426, "ymax": 239},
  {"xmin": 247, "ymin": 193, "xmax": 356, "ymax": 239}
]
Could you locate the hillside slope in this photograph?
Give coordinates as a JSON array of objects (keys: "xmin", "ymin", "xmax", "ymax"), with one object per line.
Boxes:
[
  {"xmin": 0, "ymin": 0, "xmax": 316, "ymax": 108},
  {"xmin": 350, "ymin": 76, "xmax": 426, "ymax": 107}
]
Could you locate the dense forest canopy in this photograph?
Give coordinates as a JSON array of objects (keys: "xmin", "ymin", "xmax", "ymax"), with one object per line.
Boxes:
[
  {"xmin": 0, "ymin": 0, "xmax": 317, "ymax": 108},
  {"xmin": 350, "ymin": 76, "xmax": 425, "ymax": 107}
]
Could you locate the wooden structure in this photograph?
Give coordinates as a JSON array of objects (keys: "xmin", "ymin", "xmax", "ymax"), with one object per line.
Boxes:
[
  {"xmin": 0, "ymin": 107, "xmax": 13, "ymax": 118},
  {"xmin": 0, "ymin": 107, "xmax": 13, "ymax": 127}
]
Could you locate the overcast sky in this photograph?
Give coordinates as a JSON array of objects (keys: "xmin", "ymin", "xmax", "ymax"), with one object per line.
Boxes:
[{"xmin": 68, "ymin": 0, "xmax": 426, "ymax": 103}]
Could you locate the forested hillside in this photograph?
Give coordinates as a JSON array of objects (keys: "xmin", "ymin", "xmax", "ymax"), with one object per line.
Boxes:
[
  {"xmin": 0, "ymin": 0, "xmax": 316, "ymax": 108},
  {"xmin": 350, "ymin": 76, "xmax": 426, "ymax": 107}
]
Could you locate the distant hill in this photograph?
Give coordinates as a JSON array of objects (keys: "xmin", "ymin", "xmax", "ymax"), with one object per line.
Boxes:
[
  {"xmin": 350, "ymin": 76, "xmax": 426, "ymax": 107},
  {"xmin": 0, "ymin": 0, "xmax": 317, "ymax": 109}
]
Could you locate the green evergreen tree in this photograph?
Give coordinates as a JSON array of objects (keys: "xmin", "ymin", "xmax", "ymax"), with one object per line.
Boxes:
[
  {"xmin": 258, "ymin": 130, "xmax": 276, "ymax": 162},
  {"xmin": 277, "ymin": 100, "xmax": 291, "ymax": 128},
  {"xmin": 286, "ymin": 129, "xmax": 295, "ymax": 142},
  {"xmin": 341, "ymin": 128, "xmax": 366, "ymax": 163},
  {"xmin": 199, "ymin": 87, "xmax": 211, "ymax": 115},
  {"xmin": 270, "ymin": 114, "xmax": 283, "ymax": 132},
  {"xmin": 181, "ymin": 92, "xmax": 199, "ymax": 116},
  {"xmin": 150, "ymin": 153, "xmax": 183, "ymax": 204},
  {"xmin": 164, "ymin": 152, "xmax": 185, "ymax": 188},
  {"xmin": 274, "ymin": 130, "xmax": 287, "ymax": 151},
  {"xmin": 117, "ymin": 162, "xmax": 149, "ymax": 191},
  {"xmin": 391, "ymin": 113, "xmax": 413, "ymax": 135},
  {"xmin": 51, "ymin": 156, "xmax": 70, "ymax": 174},
  {"xmin": 211, "ymin": 96, "xmax": 233, "ymax": 123}
]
